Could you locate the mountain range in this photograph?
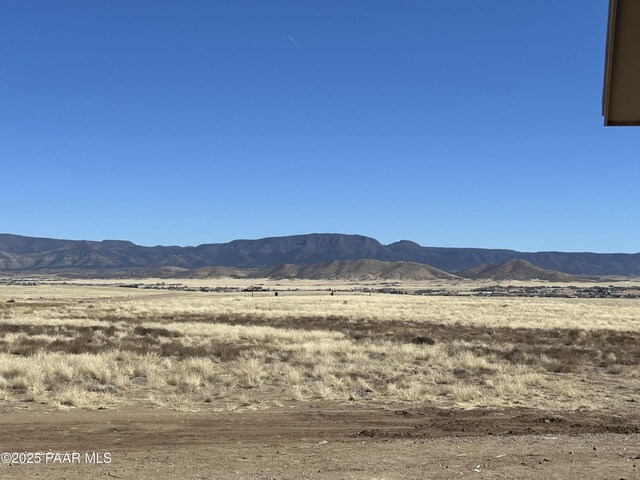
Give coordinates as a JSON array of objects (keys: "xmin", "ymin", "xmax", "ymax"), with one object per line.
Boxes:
[{"xmin": 1, "ymin": 233, "xmax": 639, "ymax": 276}]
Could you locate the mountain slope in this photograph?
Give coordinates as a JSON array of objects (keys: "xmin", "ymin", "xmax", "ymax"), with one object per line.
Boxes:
[
  {"xmin": 463, "ymin": 260, "xmax": 579, "ymax": 282},
  {"xmin": 1, "ymin": 233, "xmax": 640, "ymax": 276},
  {"xmin": 457, "ymin": 263, "xmax": 494, "ymax": 278},
  {"xmin": 268, "ymin": 259, "xmax": 459, "ymax": 281}
]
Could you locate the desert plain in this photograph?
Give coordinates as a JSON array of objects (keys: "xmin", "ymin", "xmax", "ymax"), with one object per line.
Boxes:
[{"xmin": 0, "ymin": 277, "xmax": 638, "ymax": 479}]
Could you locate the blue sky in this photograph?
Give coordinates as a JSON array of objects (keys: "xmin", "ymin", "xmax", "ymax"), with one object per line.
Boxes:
[{"xmin": 1, "ymin": 1, "xmax": 638, "ymax": 252}]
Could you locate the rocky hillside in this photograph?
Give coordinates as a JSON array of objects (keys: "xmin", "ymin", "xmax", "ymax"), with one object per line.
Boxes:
[
  {"xmin": 459, "ymin": 260, "xmax": 579, "ymax": 282},
  {"xmin": 268, "ymin": 259, "xmax": 460, "ymax": 281}
]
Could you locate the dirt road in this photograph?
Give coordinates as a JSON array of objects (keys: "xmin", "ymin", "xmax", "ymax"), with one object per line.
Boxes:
[{"xmin": 1, "ymin": 404, "xmax": 638, "ymax": 479}]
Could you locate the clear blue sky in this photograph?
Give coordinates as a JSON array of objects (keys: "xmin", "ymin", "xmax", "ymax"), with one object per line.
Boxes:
[{"xmin": 1, "ymin": 1, "xmax": 638, "ymax": 252}]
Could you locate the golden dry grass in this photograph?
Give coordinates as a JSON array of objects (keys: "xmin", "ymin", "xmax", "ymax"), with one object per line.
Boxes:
[
  {"xmin": 0, "ymin": 282, "xmax": 638, "ymax": 412},
  {"xmin": 2, "ymin": 282, "xmax": 639, "ymax": 331}
]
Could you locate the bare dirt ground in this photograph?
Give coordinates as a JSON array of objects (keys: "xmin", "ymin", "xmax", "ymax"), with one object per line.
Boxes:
[{"xmin": 1, "ymin": 403, "xmax": 639, "ymax": 479}]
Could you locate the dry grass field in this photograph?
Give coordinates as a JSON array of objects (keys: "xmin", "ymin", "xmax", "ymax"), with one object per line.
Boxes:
[
  {"xmin": 1, "ymin": 279, "xmax": 640, "ymax": 479},
  {"xmin": 0, "ymin": 280, "xmax": 638, "ymax": 413}
]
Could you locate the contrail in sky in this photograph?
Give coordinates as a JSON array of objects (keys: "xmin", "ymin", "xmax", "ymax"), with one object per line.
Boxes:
[{"xmin": 288, "ymin": 34, "xmax": 302, "ymax": 51}]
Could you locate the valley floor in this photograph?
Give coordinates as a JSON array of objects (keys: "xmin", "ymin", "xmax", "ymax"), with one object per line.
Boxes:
[{"xmin": 0, "ymin": 279, "xmax": 638, "ymax": 478}]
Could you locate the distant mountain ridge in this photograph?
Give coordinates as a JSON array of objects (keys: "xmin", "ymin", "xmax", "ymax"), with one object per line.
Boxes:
[{"xmin": 1, "ymin": 233, "xmax": 640, "ymax": 276}]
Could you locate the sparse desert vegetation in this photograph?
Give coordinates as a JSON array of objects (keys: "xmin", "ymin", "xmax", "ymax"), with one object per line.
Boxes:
[{"xmin": 0, "ymin": 281, "xmax": 638, "ymax": 413}]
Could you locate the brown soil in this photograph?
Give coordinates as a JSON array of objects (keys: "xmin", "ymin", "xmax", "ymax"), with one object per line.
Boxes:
[{"xmin": 1, "ymin": 404, "xmax": 639, "ymax": 479}]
